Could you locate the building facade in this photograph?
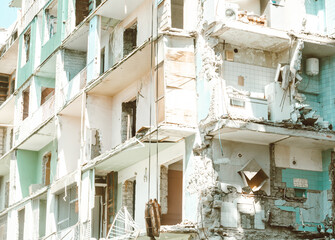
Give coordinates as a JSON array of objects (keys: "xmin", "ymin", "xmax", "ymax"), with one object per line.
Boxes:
[{"xmin": 0, "ymin": 0, "xmax": 335, "ymax": 239}]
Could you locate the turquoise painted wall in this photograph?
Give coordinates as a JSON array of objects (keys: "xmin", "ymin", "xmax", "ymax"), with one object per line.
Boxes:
[
  {"xmin": 17, "ymin": 140, "xmax": 57, "ymax": 198},
  {"xmin": 17, "ymin": 149, "xmax": 38, "ymax": 198},
  {"xmin": 17, "ymin": 19, "xmax": 38, "ymax": 89},
  {"xmin": 319, "ymin": 55, "xmax": 335, "ymax": 126},
  {"xmin": 17, "ymin": 0, "xmax": 68, "ymax": 90},
  {"xmin": 305, "ymin": 0, "xmax": 326, "ymax": 33},
  {"xmin": 298, "ymin": 57, "xmax": 321, "ymax": 114},
  {"xmin": 277, "ymin": 149, "xmax": 333, "ymax": 232},
  {"xmin": 87, "ymin": 15, "xmax": 100, "ymax": 83}
]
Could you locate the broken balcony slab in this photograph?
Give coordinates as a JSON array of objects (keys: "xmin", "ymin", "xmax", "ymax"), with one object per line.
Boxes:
[
  {"xmin": 86, "ymin": 40, "xmax": 152, "ymax": 97},
  {"xmin": 209, "ymin": 21, "xmax": 290, "ymax": 52},
  {"xmin": 58, "ymin": 93, "xmax": 83, "ymax": 118},
  {"xmin": 209, "ymin": 119, "xmax": 335, "ymax": 149},
  {"xmin": 96, "ymin": 0, "xmax": 146, "ymax": 21},
  {"xmin": 84, "ymin": 124, "xmax": 195, "ymax": 174},
  {"xmin": 16, "ymin": 118, "xmax": 56, "ymax": 151},
  {"xmin": 0, "ymin": 37, "xmax": 19, "ymax": 75},
  {"xmin": 0, "ymin": 95, "xmax": 15, "ymax": 125}
]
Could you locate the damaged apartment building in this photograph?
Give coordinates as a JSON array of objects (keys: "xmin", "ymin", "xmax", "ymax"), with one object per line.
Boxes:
[{"xmin": 0, "ymin": 0, "xmax": 335, "ymax": 239}]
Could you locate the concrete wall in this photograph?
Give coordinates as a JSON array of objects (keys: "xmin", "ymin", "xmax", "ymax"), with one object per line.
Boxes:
[
  {"xmin": 57, "ymin": 115, "xmax": 81, "ymax": 178},
  {"xmin": 212, "ymin": 140, "xmax": 270, "ymax": 194}
]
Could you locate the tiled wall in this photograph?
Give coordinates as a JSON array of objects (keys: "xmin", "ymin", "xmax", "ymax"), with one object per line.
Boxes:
[
  {"xmin": 305, "ymin": 0, "xmax": 326, "ymax": 33},
  {"xmin": 326, "ymin": 0, "xmax": 335, "ymax": 35},
  {"xmin": 298, "ymin": 57, "xmax": 321, "ymax": 114},
  {"xmin": 223, "ymin": 61, "xmax": 276, "ymax": 94},
  {"xmin": 319, "ymin": 55, "xmax": 335, "ymax": 125}
]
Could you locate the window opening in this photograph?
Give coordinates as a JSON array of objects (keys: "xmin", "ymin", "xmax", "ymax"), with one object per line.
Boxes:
[
  {"xmin": 23, "ymin": 28, "xmax": 31, "ymax": 64},
  {"xmin": 57, "ymin": 186, "xmax": 78, "ymax": 231},
  {"xmin": 121, "ymin": 100, "xmax": 136, "ymax": 142},
  {"xmin": 171, "ymin": 0, "xmax": 184, "ymax": 29},
  {"xmin": 123, "ymin": 22, "xmax": 137, "ymax": 57},
  {"xmin": 100, "ymin": 47, "xmax": 105, "ymax": 75},
  {"xmin": 42, "ymin": 153, "xmax": 51, "ymax": 186},
  {"xmin": 76, "ymin": 0, "xmax": 90, "ymax": 26},
  {"xmin": 18, "ymin": 208, "xmax": 25, "ymax": 240},
  {"xmin": 44, "ymin": 1, "xmax": 58, "ymax": 43},
  {"xmin": 41, "ymin": 87, "xmax": 55, "ymax": 105},
  {"xmin": 22, "ymin": 88, "xmax": 30, "ymax": 120}
]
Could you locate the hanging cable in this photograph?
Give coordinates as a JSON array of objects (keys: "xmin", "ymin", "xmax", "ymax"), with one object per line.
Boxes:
[
  {"xmin": 147, "ymin": 0, "xmax": 155, "ymax": 201},
  {"xmin": 155, "ymin": 0, "xmax": 160, "ymax": 201}
]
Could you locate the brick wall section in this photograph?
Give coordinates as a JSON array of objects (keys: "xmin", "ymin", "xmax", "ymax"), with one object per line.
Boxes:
[
  {"xmin": 64, "ymin": 49, "xmax": 87, "ymax": 81},
  {"xmin": 160, "ymin": 165, "xmax": 168, "ymax": 214},
  {"xmin": 122, "ymin": 180, "xmax": 134, "ymax": 218}
]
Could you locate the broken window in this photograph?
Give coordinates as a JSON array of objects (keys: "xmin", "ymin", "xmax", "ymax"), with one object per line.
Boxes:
[
  {"xmin": 40, "ymin": 87, "xmax": 55, "ymax": 105},
  {"xmin": 171, "ymin": 0, "xmax": 184, "ymax": 29},
  {"xmin": 122, "ymin": 179, "xmax": 136, "ymax": 219},
  {"xmin": 121, "ymin": 100, "xmax": 136, "ymax": 142},
  {"xmin": 23, "ymin": 28, "xmax": 31, "ymax": 64},
  {"xmin": 123, "ymin": 22, "xmax": 137, "ymax": 57},
  {"xmin": 161, "ymin": 160, "xmax": 183, "ymax": 225},
  {"xmin": 22, "ymin": 87, "xmax": 30, "ymax": 120},
  {"xmin": 76, "ymin": 0, "xmax": 90, "ymax": 26},
  {"xmin": 18, "ymin": 208, "xmax": 25, "ymax": 240},
  {"xmin": 44, "ymin": 1, "xmax": 58, "ymax": 43},
  {"xmin": 57, "ymin": 186, "xmax": 78, "ymax": 231},
  {"xmin": 238, "ymin": 159, "xmax": 269, "ymax": 192},
  {"xmin": 42, "ymin": 153, "xmax": 51, "ymax": 186}
]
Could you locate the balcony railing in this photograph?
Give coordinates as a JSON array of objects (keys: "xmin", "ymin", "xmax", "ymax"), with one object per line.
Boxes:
[{"xmin": 15, "ymin": 95, "xmax": 55, "ymax": 145}]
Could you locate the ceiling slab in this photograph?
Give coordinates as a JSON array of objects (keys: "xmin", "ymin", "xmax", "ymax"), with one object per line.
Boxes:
[
  {"xmin": 0, "ymin": 96, "xmax": 15, "ymax": 124},
  {"xmin": 212, "ymin": 21, "xmax": 290, "ymax": 52}
]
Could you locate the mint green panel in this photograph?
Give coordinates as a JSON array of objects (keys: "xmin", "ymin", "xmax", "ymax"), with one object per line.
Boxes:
[{"xmin": 16, "ymin": 150, "xmax": 38, "ymax": 198}]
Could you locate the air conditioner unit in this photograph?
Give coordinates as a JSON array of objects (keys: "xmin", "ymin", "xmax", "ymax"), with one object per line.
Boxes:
[{"xmin": 203, "ymin": 0, "xmax": 239, "ymax": 25}]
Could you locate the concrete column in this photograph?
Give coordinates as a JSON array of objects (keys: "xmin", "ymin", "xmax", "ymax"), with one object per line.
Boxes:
[
  {"xmin": 183, "ymin": 134, "xmax": 198, "ymax": 222},
  {"xmin": 87, "ymin": 15, "xmax": 101, "ymax": 83}
]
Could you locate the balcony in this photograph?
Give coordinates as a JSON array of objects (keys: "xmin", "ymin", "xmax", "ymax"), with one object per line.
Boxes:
[
  {"xmin": 15, "ymin": 95, "xmax": 55, "ymax": 146},
  {"xmin": 59, "ymin": 67, "xmax": 86, "ymax": 108}
]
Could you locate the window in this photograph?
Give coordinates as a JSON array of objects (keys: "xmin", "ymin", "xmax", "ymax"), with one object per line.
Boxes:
[
  {"xmin": 22, "ymin": 88, "xmax": 30, "ymax": 120},
  {"xmin": 23, "ymin": 28, "xmax": 31, "ymax": 64},
  {"xmin": 44, "ymin": 1, "xmax": 58, "ymax": 43},
  {"xmin": 18, "ymin": 208, "xmax": 25, "ymax": 240},
  {"xmin": 42, "ymin": 153, "xmax": 51, "ymax": 186},
  {"xmin": 123, "ymin": 22, "xmax": 137, "ymax": 57},
  {"xmin": 57, "ymin": 186, "xmax": 78, "ymax": 231},
  {"xmin": 76, "ymin": 0, "xmax": 90, "ymax": 26},
  {"xmin": 40, "ymin": 87, "xmax": 55, "ymax": 105},
  {"xmin": 121, "ymin": 100, "xmax": 136, "ymax": 142},
  {"xmin": 171, "ymin": 0, "xmax": 184, "ymax": 29}
]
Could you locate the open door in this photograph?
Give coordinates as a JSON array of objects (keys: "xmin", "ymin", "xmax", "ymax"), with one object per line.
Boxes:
[{"xmin": 106, "ymin": 171, "xmax": 118, "ymax": 233}]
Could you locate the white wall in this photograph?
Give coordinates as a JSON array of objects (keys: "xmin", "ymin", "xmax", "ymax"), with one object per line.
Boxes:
[
  {"xmin": 57, "ymin": 115, "xmax": 81, "ymax": 178},
  {"xmin": 275, "ymin": 145, "xmax": 322, "ymax": 171},
  {"xmin": 212, "ymin": 140, "xmax": 271, "ymax": 194}
]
